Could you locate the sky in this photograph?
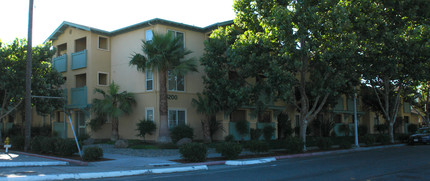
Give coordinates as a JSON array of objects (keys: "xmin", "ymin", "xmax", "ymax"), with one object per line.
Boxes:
[{"xmin": 0, "ymin": 0, "xmax": 236, "ymax": 45}]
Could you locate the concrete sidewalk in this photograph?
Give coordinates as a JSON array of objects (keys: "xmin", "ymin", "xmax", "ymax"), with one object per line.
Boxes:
[{"xmin": 0, "ymin": 144, "xmax": 407, "ymax": 180}]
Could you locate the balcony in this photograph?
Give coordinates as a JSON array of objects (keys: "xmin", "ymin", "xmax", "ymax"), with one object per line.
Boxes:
[
  {"xmin": 52, "ymin": 54, "xmax": 67, "ymax": 72},
  {"xmin": 69, "ymin": 86, "xmax": 87, "ymax": 108},
  {"xmin": 71, "ymin": 49, "xmax": 87, "ymax": 70}
]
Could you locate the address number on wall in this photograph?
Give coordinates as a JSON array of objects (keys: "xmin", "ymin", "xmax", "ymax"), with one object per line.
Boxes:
[{"xmin": 167, "ymin": 94, "xmax": 178, "ymax": 100}]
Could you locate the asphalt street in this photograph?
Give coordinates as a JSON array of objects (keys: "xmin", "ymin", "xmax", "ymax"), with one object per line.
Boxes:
[{"xmin": 91, "ymin": 145, "xmax": 430, "ymax": 181}]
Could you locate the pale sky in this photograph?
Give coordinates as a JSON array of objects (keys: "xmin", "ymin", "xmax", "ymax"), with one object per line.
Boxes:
[{"xmin": 0, "ymin": 0, "xmax": 236, "ymax": 45}]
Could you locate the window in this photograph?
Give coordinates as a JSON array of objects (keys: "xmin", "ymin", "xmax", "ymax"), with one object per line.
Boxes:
[
  {"xmin": 295, "ymin": 115, "xmax": 300, "ymax": 127},
  {"xmin": 75, "ymin": 37, "xmax": 86, "ymax": 52},
  {"xmin": 374, "ymin": 115, "xmax": 380, "ymax": 125},
  {"xmin": 146, "ymin": 69, "xmax": 153, "ymax": 91},
  {"xmin": 167, "ymin": 30, "xmax": 184, "ymax": 49},
  {"xmin": 230, "ymin": 110, "xmax": 246, "ymax": 122},
  {"xmin": 98, "ymin": 72, "xmax": 108, "ymax": 86},
  {"xmin": 146, "ymin": 30, "xmax": 153, "ymax": 43},
  {"xmin": 168, "ymin": 71, "xmax": 184, "ymax": 91},
  {"xmin": 258, "ymin": 111, "xmax": 271, "ymax": 123},
  {"xmin": 146, "ymin": 108, "xmax": 154, "ymax": 121},
  {"xmin": 98, "ymin": 36, "xmax": 109, "ymax": 50},
  {"xmin": 168, "ymin": 109, "xmax": 186, "ymax": 128},
  {"xmin": 57, "ymin": 43, "xmax": 67, "ymax": 56}
]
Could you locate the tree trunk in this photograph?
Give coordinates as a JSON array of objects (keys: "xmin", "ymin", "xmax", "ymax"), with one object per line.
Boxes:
[
  {"xmin": 300, "ymin": 120, "xmax": 307, "ymax": 151},
  {"xmin": 389, "ymin": 121, "xmax": 394, "ymax": 143},
  {"xmin": 158, "ymin": 69, "xmax": 171, "ymax": 143},
  {"xmin": 111, "ymin": 117, "xmax": 119, "ymax": 141}
]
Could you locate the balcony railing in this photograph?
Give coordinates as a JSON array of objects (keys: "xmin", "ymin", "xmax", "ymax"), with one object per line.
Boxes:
[
  {"xmin": 52, "ymin": 54, "xmax": 67, "ymax": 72},
  {"xmin": 70, "ymin": 86, "xmax": 87, "ymax": 108},
  {"xmin": 71, "ymin": 49, "xmax": 87, "ymax": 70}
]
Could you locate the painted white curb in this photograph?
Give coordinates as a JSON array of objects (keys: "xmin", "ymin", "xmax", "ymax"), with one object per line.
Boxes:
[
  {"xmin": 1, "ymin": 165, "xmax": 208, "ymax": 181},
  {"xmin": 0, "ymin": 161, "xmax": 68, "ymax": 167},
  {"xmin": 225, "ymin": 157, "xmax": 276, "ymax": 166}
]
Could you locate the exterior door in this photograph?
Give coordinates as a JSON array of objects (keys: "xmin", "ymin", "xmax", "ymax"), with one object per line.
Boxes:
[{"xmin": 75, "ymin": 111, "xmax": 86, "ymax": 136}]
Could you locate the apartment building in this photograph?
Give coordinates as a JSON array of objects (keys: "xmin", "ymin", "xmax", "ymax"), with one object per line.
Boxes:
[{"xmin": 19, "ymin": 18, "xmax": 418, "ymax": 142}]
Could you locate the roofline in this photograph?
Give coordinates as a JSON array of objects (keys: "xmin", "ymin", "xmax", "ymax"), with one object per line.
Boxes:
[{"xmin": 45, "ymin": 18, "xmax": 234, "ymax": 43}]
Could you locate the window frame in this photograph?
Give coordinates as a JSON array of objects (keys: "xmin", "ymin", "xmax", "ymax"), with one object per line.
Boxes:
[
  {"xmin": 146, "ymin": 29, "xmax": 153, "ymax": 43},
  {"xmin": 97, "ymin": 36, "xmax": 109, "ymax": 51},
  {"xmin": 97, "ymin": 71, "xmax": 109, "ymax": 86},
  {"xmin": 167, "ymin": 29, "xmax": 185, "ymax": 49},
  {"xmin": 146, "ymin": 69, "xmax": 153, "ymax": 91},
  {"xmin": 168, "ymin": 109, "xmax": 187, "ymax": 128},
  {"xmin": 146, "ymin": 107, "xmax": 154, "ymax": 121},
  {"xmin": 168, "ymin": 70, "xmax": 185, "ymax": 92}
]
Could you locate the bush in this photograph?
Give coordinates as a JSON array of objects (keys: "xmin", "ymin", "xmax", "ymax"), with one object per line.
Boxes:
[
  {"xmin": 316, "ymin": 137, "xmax": 333, "ymax": 150},
  {"xmin": 179, "ymin": 143, "xmax": 207, "ymax": 162},
  {"xmin": 408, "ymin": 124, "xmax": 418, "ymax": 134},
  {"xmin": 10, "ymin": 136, "xmax": 25, "ymax": 150},
  {"xmin": 78, "ymin": 134, "xmax": 90, "ymax": 143},
  {"xmin": 358, "ymin": 125, "xmax": 368, "ymax": 136},
  {"xmin": 88, "ymin": 116, "xmax": 106, "ymax": 132},
  {"xmin": 376, "ymin": 134, "xmax": 390, "ymax": 145},
  {"xmin": 83, "ymin": 147, "xmax": 104, "ymax": 161},
  {"xmin": 250, "ymin": 128, "xmax": 262, "ymax": 140},
  {"xmin": 31, "ymin": 126, "xmax": 52, "ymax": 137},
  {"xmin": 40, "ymin": 137, "xmax": 57, "ymax": 154},
  {"xmin": 285, "ymin": 137, "xmax": 304, "ymax": 154},
  {"xmin": 395, "ymin": 133, "xmax": 410, "ymax": 143},
  {"xmin": 7, "ymin": 125, "xmax": 23, "ymax": 137},
  {"xmin": 216, "ymin": 142, "xmax": 242, "ymax": 160},
  {"xmin": 136, "ymin": 119, "xmax": 157, "ymax": 141},
  {"xmin": 374, "ymin": 124, "xmax": 388, "ymax": 134},
  {"xmin": 170, "ymin": 125, "xmax": 194, "ymax": 143},
  {"xmin": 55, "ymin": 139, "xmax": 78, "ymax": 156},
  {"xmin": 361, "ymin": 135, "xmax": 376, "ymax": 146},
  {"xmin": 263, "ymin": 126, "xmax": 276, "ymax": 141},
  {"xmin": 31, "ymin": 136, "xmax": 44, "ymax": 153},
  {"xmin": 338, "ymin": 138, "xmax": 352, "ymax": 149},
  {"xmin": 247, "ymin": 140, "xmax": 269, "ymax": 154},
  {"xmin": 225, "ymin": 135, "xmax": 235, "ymax": 142},
  {"xmin": 235, "ymin": 120, "xmax": 249, "ymax": 140}
]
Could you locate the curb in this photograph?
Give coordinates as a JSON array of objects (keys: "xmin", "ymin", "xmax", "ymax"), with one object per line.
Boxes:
[
  {"xmin": 225, "ymin": 157, "xmax": 276, "ymax": 166},
  {"xmin": 0, "ymin": 161, "xmax": 68, "ymax": 167},
  {"xmin": 1, "ymin": 165, "xmax": 208, "ymax": 181},
  {"xmin": 12, "ymin": 151, "xmax": 88, "ymax": 166}
]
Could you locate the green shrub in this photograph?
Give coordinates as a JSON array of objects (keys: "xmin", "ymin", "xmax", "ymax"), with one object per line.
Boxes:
[
  {"xmin": 7, "ymin": 125, "xmax": 23, "ymax": 137},
  {"xmin": 31, "ymin": 126, "xmax": 52, "ymax": 137},
  {"xmin": 316, "ymin": 137, "xmax": 333, "ymax": 150},
  {"xmin": 77, "ymin": 134, "xmax": 90, "ymax": 143},
  {"xmin": 55, "ymin": 139, "xmax": 78, "ymax": 156},
  {"xmin": 83, "ymin": 147, "xmax": 104, "ymax": 161},
  {"xmin": 285, "ymin": 137, "xmax": 304, "ymax": 154},
  {"xmin": 376, "ymin": 134, "xmax": 390, "ymax": 145},
  {"xmin": 338, "ymin": 138, "xmax": 352, "ymax": 149},
  {"xmin": 179, "ymin": 143, "xmax": 207, "ymax": 162},
  {"xmin": 225, "ymin": 134, "xmax": 235, "ymax": 142},
  {"xmin": 268, "ymin": 139, "xmax": 287, "ymax": 149},
  {"xmin": 263, "ymin": 126, "xmax": 276, "ymax": 141},
  {"xmin": 157, "ymin": 143, "xmax": 178, "ymax": 149},
  {"xmin": 170, "ymin": 125, "xmax": 194, "ymax": 143},
  {"xmin": 374, "ymin": 124, "xmax": 388, "ymax": 134},
  {"xmin": 361, "ymin": 135, "xmax": 376, "ymax": 146},
  {"xmin": 408, "ymin": 124, "xmax": 418, "ymax": 134},
  {"xmin": 358, "ymin": 125, "xmax": 368, "ymax": 136},
  {"xmin": 247, "ymin": 140, "xmax": 269, "ymax": 154},
  {"xmin": 216, "ymin": 142, "xmax": 242, "ymax": 160},
  {"xmin": 31, "ymin": 136, "xmax": 44, "ymax": 153},
  {"xmin": 10, "ymin": 136, "xmax": 25, "ymax": 150},
  {"xmin": 395, "ymin": 133, "xmax": 410, "ymax": 143},
  {"xmin": 88, "ymin": 116, "xmax": 106, "ymax": 132},
  {"xmin": 250, "ymin": 128, "xmax": 262, "ymax": 140},
  {"xmin": 235, "ymin": 120, "xmax": 249, "ymax": 140},
  {"xmin": 40, "ymin": 137, "xmax": 57, "ymax": 154},
  {"xmin": 136, "ymin": 119, "xmax": 157, "ymax": 141}
]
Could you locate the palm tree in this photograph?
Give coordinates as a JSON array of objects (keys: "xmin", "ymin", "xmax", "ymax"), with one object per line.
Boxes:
[
  {"xmin": 92, "ymin": 82, "xmax": 136, "ymax": 141},
  {"xmin": 130, "ymin": 32, "xmax": 197, "ymax": 142}
]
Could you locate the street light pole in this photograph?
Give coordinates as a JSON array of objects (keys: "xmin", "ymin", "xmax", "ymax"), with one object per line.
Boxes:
[{"xmin": 24, "ymin": 0, "xmax": 34, "ymax": 151}]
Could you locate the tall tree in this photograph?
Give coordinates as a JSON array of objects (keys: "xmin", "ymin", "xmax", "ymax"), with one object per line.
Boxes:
[
  {"xmin": 130, "ymin": 32, "xmax": 197, "ymax": 142},
  {"xmin": 0, "ymin": 39, "xmax": 64, "ymax": 130},
  {"xmin": 352, "ymin": 0, "xmax": 429, "ymax": 143},
  {"xmin": 92, "ymin": 82, "xmax": 136, "ymax": 141},
  {"xmin": 232, "ymin": 0, "xmax": 359, "ymax": 150}
]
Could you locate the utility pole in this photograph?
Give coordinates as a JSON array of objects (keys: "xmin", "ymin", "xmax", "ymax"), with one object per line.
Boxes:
[
  {"xmin": 353, "ymin": 89, "xmax": 359, "ymax": 148},
  {"xmin": 24, "ymin": 0, "xmax": 34, "ymax": 151}
]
